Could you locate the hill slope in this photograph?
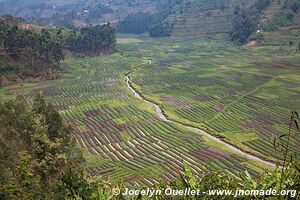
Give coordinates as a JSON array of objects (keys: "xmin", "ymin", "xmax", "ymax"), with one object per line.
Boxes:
[
  {"xmin": 0, "ymin": 0, "xmax": 163, "ymax": 27},
  {"xmin": 165, "ymin": 0, "xmax": 300, "ymax": 37},
  {"xmin": 1, "ymin": 0, "xmax": 299, "ymax": 39}
]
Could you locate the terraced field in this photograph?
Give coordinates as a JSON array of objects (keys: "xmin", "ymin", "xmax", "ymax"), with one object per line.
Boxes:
[
  {"xmin": 168, "ymin": 0, "xmax": 257, "ymax": 37},
  {"xmin": 126, "ymin": 35, "xmax": 300, "ymax": 164},
  {"xmin": 0, "ymin": 37, "xmax": 275, "ymax": 186}
]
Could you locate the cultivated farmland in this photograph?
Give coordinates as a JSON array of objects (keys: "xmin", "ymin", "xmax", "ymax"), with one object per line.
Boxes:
[
  {"xmin": 1, "ymin": 35, "xmax": 299, "ymax": 186},
  {"xmin": 127, "ymin": 35, "xmax": 300, "ymax": 163}
]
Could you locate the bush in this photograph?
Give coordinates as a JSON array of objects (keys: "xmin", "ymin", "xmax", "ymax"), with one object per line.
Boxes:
[
  {"xmin": 248, "ymin": 32, "xmax": 265, "ymax": 42},
  {"xmin": 149, "ymin": 22, "xmax": 173, "ymax": 38},
  {"xmin": 261, "ymin": 11, "xmax": 294, "ymax": 31},
  {"xmin": 290, "ymin": 2, "xmax": 300, "ymax": 13}
]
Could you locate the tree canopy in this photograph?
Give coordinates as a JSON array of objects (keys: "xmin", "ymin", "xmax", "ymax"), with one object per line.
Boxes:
[
  {"xmin": 0, "ymin": 16, "xmax": 116, "ymax": 83},
  {"xmin": 230, "ymin": 0, "xmax": 271, "ymax": 44},
  {"xmin": 117, "ymin": 12, "xmax": 156, "ymax": 34},
  {"xmin": 65, "ymin": 24, "xmax": 116, "ymax": 55},
  {"xmin": 0, "ymin": 94, "xmax": 83, "ymax": 199}
]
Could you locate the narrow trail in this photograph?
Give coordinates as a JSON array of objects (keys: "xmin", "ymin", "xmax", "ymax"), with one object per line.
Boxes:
[{"xmin": 125, "ymin": 73, "xmax": 278, "ymax": 168}]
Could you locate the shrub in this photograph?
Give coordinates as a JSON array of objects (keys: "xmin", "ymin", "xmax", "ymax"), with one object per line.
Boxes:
[{"xmin": 290, "ymin": 2, "xmax": 300, "ymax": 13}]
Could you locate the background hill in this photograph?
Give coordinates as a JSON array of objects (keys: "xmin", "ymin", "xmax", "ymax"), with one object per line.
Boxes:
[
  {"xmin": 156, "ymin": 0, "xmax": 300, "ymax": 38},
  {"xmin": 0, "ymin": 0, "xmax": 162, "ymax": 27},
  {"xmin": 0, "ymin": 0, "xmax": 299, "ymax": 39}
]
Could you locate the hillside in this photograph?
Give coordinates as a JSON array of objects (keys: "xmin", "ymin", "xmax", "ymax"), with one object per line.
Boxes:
[
  {"xmin": 0, "ymin": 15, "xmax": 116, "ymax": 85},
  {"xmin": 116, "ymin": 0, "xmax": 300, "ymax": 41},
  {"xmin": 260, "ymin": 0, "xmax": 300, "ymax": 41},
  {"xmin": 1, "ymin": 0, "xmax": 300, "ymax": 40},
  {"xmin": 165, "ymin": 0, "xmax": 300, "ymax": 38},
  {"xmin": 165, "ymin": 0, "xmax": 255, "ymax": 37},
  {"xmin": 0, "ymin": 0, "xmax": 163, "ymax": 28}
]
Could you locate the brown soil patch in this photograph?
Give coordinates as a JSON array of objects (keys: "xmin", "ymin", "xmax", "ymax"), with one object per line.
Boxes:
[
  {"xmin": 190, "ymin": 148, "xmax": 229, "ymax": 162},
  {"xmin": 164, "ymin": 96, "xmax": 192, "ymax": 109}
]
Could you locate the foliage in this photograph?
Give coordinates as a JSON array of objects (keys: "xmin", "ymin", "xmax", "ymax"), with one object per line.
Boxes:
[
  {"xmin": 149, "ymin": 22, "xmax": 173, "ymax": 38},
  {"xmin": 290, "ymin": 2, "xmax": 300, "ymax": 13},
  {"xmin": 0, "ymin": 16, "xmax": 116, "ymax": 82},
  {"xmin": 0, "ymin": 17, "xmax": 64, "ymax": 79},
  {"xmin": 248, "ymin": 32, "xmax": 265, "ymax": 42},
  {"xmin": 261, "ymin": 11, "xmax": 295, "ymax": 31},
  {"xmin": 254, "ymin": 0, "xmax": 271, "ymax": 13},
  {"xmin": 230, "ymin": 0, "xmax": 272, "ymax": 44},
  {"xmin": 230, "ymin": 7, "xmax": 259, "ymax": 44},
  {"xmin": 117, "ymin": 12, "xmax": 156, "ymax": 34},
  {"xmin": 65, "ymin": 24, "xmax": 116, "ymax": 55},
  {"xmin": 117, "ymin": 0, "xmax": 182, "ymax": 37},
  {"xmin": 0, "ymin": 94, "xmax": 84, "ymax": 199},
  {"xmin": 274, "ymin": 111, "xmax": 299, "ymax": 190}
]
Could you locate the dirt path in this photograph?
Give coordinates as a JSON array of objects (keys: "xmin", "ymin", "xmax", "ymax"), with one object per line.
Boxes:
[{"xmin": 125, "ymin": 74, "xmax": 278, "ymax": 168}]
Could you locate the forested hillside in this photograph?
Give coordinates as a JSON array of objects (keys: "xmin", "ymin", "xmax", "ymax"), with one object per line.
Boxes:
[{"xmin": 0, "ymin": 16, "xmax": 116, "ymax": 85}]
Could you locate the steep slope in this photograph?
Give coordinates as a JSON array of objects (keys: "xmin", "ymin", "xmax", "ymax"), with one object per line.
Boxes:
[
  {"xmin": 260, "ymin": 0, "xmax": 300, "ymax": 40},
  {"xmin": 166, "ymin": 0, "xmax": 258, "ymax": 37}
]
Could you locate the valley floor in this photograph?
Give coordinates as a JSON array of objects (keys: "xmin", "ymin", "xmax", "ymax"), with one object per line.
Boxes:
[{"xmin": 1, "ymin": 34, "xmax": 300, "ymax": 186}]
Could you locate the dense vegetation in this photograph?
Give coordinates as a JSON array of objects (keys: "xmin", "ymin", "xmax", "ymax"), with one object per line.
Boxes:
[
  {"xmin": 65, "ymin": 24, "xmax": 116, "ymax": 55},
  {"xmin": 117, "ymin": 13, "xmax": 156, "ymax": 34},
  {"xmin": 0, "ymin": 94, "xmax": 84, "ymax": 199},
  {"xmin": 230, "ymin": 0, "xmax": 300, "ymax": 44},
  {"xmin": 230, "ymin": 0, "xmax": 271, "ymax": 44},
  {"xmin": 0, "ymin": 17, "xmax": 64, "ymax": 81},
  {"xmin": 117, "ymin": 0, "xmax": 182, "ymax": 37},
  {"xmin": 261, "ymin": 10, "xmax": 295, "ymax": 31},
  {"xmin": 148, "ymin": 22, "xmax": 173, "ymax": 37},
  {"xmin": 0, "ymin": 16, "xmax": 116, "ymax": 84}
]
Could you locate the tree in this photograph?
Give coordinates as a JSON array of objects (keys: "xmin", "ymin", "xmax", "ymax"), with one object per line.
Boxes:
[
  {"xmin": 15, "ymin": 152, "xmax": 41, "ymax": 200},
  {"xmin": 45, "ymin": 104, "xmax": 64, "ymax": 140},
  {"xmin": 0, "ymin": 95, "xmax": 83, "ymax": 199},
  {"xmin": 32, "ymin": 93, "xmax": 47, "ymax": 114},
  {"xmin": 149, "ymin": 22, "xmax": 173, "ymax": 38},
  {"xmin": 290, "ymin": 2, "xmax": 300, "ymax": 13},
  {"xmin": 230, "ymin": 8, "xmax": 258, "ymax": 44},
  {"xmin": 0, "ymin": 18, "xmax": 64, "ymax": 78},
  {"xmin": 117, "ymin": 12, "xmax": 156, "ymax": 34},
  {"xmin": 65, "ymin": 24, "xmax": 116, "ymax": 55},
  {"xmin": 253, "ymin": 0, "xmax": 271, "ymax": 13}
]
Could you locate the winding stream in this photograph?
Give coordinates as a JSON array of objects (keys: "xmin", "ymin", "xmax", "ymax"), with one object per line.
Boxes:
[{"xmin": 125, "ymin": 75, "xmax": 277, "ymax": 168}]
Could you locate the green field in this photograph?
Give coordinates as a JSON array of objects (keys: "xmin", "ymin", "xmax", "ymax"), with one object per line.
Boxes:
[
  {"xmin": 1, "ymin": 35, "xmax": 299, "ymax": 186},
  {"xmin": 126, "ymin": 35, "xmax": 300, "ymax": 163}
]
